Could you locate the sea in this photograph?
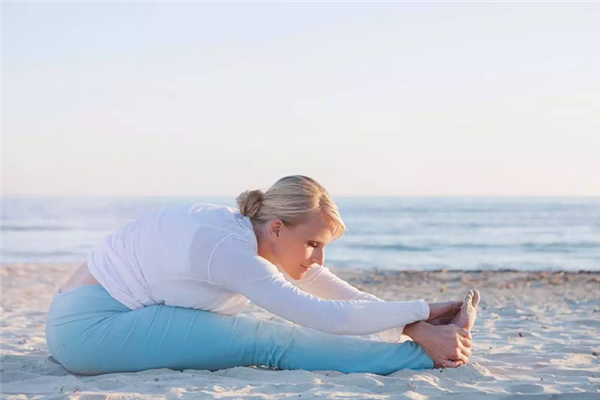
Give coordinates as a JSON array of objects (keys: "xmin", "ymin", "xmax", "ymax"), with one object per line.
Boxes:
[{"xmin": 1, "ymin": 196, "xmax": 599, "ymax": 272}]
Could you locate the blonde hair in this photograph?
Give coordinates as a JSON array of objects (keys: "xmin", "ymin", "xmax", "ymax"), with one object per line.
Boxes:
[{"xmin": 236, "ymin": 175, "xmax": 347, "ymax": 241}]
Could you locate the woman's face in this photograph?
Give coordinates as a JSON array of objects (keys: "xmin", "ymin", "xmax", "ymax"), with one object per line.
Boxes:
[{"xmin": 267, "ymin": 212, "xmax": 334, "ymax": 280}]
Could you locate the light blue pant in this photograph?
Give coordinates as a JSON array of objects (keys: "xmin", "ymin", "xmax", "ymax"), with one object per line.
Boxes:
[{"xmin": 45, "ymin": 285, "xmax": 434, "ymax": 376}]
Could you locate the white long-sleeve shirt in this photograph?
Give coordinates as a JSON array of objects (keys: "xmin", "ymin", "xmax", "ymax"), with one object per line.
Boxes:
[{"xmin": 87, "ymin": 203, "xmax": 429, "ymax": 341}]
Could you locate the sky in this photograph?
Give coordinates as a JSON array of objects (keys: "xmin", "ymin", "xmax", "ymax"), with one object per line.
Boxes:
[{"xmin": 3, "ymin": 2, "xmax": 599, "ymax": 197}]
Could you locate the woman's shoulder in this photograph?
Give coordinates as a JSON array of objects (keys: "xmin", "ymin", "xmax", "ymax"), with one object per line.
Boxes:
[
  {"xmin": 189, "ymin": 202, "xmax": 252, "ymax": 229},
  {"xmin": 162, "ymin": 202, "xmax": 247, "ymax": 227},
  {"xmin": 183, "ymin": 202, "xmax": 257, "ymax": 248}
]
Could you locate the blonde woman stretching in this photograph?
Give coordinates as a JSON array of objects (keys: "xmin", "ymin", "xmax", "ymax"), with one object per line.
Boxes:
[{"xmin": 45, "ymin": 175, "xmax": 480, "ymax": 376}]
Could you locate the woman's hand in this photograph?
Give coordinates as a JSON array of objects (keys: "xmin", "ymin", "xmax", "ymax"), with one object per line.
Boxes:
[
  {"xmin": 426, "ymin": 301, "xmax": 463, "ymax": 326},
  {"xmin": 403, "ymin": 321, "xmax": 472, "ymax": 368}
]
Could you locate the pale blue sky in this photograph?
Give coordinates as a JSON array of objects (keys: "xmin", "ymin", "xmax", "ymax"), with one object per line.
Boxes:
[{"xmin": 3, "ymin": 2, "xmax": 599, "ymax": 197}]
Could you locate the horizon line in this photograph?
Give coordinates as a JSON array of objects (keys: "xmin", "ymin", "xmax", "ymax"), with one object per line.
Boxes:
[{"xmin": 2, "ymin": 194, "xmax": 599, "ymax": 199}]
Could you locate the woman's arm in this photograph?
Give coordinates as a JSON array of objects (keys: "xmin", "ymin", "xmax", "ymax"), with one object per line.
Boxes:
[
  {"xmin": 281, "ymin": 264, "xmax": 463, "ymax": 341},
  {"xmin": 280, "ymin": 264, "xmax": 408, "ymax": 342},
  {"xmin": 279, "ymin": 263, "xmax": 381, "ymax": 301},
  {"xmin": 206, "ymin": 236, "xmax": 430, "ymax": 336}
]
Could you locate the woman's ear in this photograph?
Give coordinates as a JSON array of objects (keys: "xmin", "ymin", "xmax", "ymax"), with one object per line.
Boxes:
[{"xmin": 268, "ymin": 219, "xmax": 284, "ymax": 240}]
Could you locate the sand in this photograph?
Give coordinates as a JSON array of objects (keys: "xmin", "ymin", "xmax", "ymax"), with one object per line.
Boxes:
[{"xmin": 1, "ymin": 263, "xmax": 599, "ymax": 399}]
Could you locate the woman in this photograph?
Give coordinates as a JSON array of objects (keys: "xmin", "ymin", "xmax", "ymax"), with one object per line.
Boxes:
[{"xmin": 45, "ymin": 175, "xmax": 479, "ymax": 376}]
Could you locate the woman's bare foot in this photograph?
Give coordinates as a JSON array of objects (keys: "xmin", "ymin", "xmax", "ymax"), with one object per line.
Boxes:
[
  {"xmin": 450, "ymin": 289, "xmax": 480, "ymax": 331},
  {"xmin": 403, "ymin": 322, "xmax": 472, "ymax": 369},
  {"xmin": 426, "ymin": 301, "xmax": 463, "ymax": 325}
]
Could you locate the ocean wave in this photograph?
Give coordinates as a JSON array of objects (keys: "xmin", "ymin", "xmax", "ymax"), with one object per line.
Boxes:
[
  {"xmin": 4, "ymin": 251, "xmax": 82, "ymax": 257},
  {"xmin": 352, "ymin": 243, "xmax": 431, "ymax": 252},
  {"xmin": 520, "ymin": 242, "xmax": 600, "ymax": 252},
  {"xmin": 1, "ymin": 225, "xmax": 69, "ymax": 232},
  {"xmin": 347, "ymin": 241, "xmax": 600, "ymax": 253}
]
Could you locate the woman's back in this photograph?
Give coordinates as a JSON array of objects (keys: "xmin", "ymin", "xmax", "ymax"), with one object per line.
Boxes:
[{"xmin": 88, "ymin": 202, "xmax": 257, "ymax": 312}]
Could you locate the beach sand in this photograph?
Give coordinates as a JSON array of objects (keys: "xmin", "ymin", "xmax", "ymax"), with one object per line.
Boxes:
[{"xmin": 1, "ymin": 263, "xmax": 599, "ymax": 399}]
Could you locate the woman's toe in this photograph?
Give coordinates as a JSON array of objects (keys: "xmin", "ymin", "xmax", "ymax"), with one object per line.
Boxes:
[
  {"xmin": 472, "ymin": 289, "xmax": 480, "ymax": 308},
  {"xmin": 464, "ymin": 290, "xmax": 473, "ymax": 304}
]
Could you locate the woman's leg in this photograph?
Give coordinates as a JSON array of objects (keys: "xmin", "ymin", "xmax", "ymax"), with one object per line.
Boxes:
[{"xmin": 46, "ymin": 285, "xmax": 433, "ymax": 376}]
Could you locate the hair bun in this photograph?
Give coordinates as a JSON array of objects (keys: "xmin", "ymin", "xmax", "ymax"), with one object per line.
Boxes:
[{"xmin": 236, "ymin": 189, "xmax": 264, "ymax": 219}]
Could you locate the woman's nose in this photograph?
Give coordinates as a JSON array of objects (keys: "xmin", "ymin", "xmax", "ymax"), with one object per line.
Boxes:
[{"xmin": 310, "ymin": 249, "xmax": 325, "ymax": 266}]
